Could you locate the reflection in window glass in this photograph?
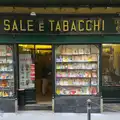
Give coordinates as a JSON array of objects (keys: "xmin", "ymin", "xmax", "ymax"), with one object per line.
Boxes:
[
  {"xmin": 19, "ymin": 44, "xmax": 35, "ymax": 89},
  {"xmin": 102, "ymin": 44, "xmax": 120, "ymax": 86}
]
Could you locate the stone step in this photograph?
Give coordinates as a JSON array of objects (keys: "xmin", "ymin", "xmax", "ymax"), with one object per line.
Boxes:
[{"xmin": 103, "ymin": 103, "xmax": 120, "ymax": 112}]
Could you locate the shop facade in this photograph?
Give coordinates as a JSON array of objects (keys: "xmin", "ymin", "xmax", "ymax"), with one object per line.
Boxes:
[{"xmin": 0, "ymin": 14, "xmax": 120, "ymax": 113}]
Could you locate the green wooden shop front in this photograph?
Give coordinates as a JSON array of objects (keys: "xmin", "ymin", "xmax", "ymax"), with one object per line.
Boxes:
[
  {"xmin": 0, "ymin": 34, "xmax": 120, "ymax": 104},
  {"xmin": 0, "ymin": 14, "xmax": 120, "ymax": 112}
]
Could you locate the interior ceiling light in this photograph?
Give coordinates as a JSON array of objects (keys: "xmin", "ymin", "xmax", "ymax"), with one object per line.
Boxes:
[
  {"xmin": 19, "ymin": 44, "xmax": 52, "ymax": 49},
  {"xmin": 35, "ymin": 45, "xmax": 52, "ymax": 49},
  {"xmin": 103, "ymin": 44, "xmax": 112, "ymax": 46}
]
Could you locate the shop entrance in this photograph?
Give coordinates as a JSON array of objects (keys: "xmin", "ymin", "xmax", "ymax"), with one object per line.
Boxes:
[
  {"xmin": 35, "ymin": 45, "xmax": 52, "ymax": 105},
  {"xmin": 18, "ymin": 44, "xmax": 52, "ymax": 107}
]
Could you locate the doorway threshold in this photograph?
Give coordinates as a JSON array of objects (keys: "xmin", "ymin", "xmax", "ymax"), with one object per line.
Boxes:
[{"xmin": 24, "ymin": 103, "xmax": 52, "ymax": 111}]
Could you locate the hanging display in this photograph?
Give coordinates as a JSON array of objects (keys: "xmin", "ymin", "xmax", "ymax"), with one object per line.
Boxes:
[{"xmin": 30, "ymin": 64, "xmax": 35, "ymax": 81}]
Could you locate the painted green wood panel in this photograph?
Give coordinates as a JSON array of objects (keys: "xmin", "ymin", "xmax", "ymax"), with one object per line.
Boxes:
[
  {"xmin": 0, "ymin": 35, "xmax": 15, "ymax": 43},
  {"xmin": 15, "ymin": 35, "xmax": 120, "ymax": 44},
  {"xmin": 0, "ymin": 35, "xmax": 120, "ymax": 44}
]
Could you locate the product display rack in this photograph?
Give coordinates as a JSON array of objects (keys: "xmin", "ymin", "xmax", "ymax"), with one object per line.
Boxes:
[
  {"xmin": 19, "ymin": 53, "xmax": 35, "ymax": 89},
  {"xmin": 0, "ymin": 45, "xmax": 14, "ymax": 97},
  {"xmin": 55, "ymin": 45, "xmax": 99, "ymax": 96}
]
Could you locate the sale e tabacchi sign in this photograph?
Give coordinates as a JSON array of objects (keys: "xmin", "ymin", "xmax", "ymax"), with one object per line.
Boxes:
[{"xmin": 0, "ymin": 14, "xmax": 119, "ymax": 34}]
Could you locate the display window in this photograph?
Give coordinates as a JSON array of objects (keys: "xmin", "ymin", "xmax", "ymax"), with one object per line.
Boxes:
[
  {"xmin": 55, "ymin": 45, "xmax": 99, "ymax": 95},
  {"xmin": 0, "ymin": 45, "xmax": 14, "ymax": 97},
  {"xmin": 18, "ymin": 44, "xmax": 35, "ymax": 89},
  {"xmin": 102, "ymin": 44, "xmax": 120, "ymax": 86}
]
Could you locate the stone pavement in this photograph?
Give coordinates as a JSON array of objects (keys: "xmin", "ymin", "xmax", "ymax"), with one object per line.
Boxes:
[
  {"xmin": 0, "ymin": 111, "xmax": 120, "ymax": 120},
  {"xmin": 104, "ymin": 103, "xmax": 120, "ymax": 112}
]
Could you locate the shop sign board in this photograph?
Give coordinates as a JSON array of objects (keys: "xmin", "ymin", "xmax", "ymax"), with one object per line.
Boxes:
[{"xmin": 0, "ymin": 14, "xmax": 120, "ymax": 34}]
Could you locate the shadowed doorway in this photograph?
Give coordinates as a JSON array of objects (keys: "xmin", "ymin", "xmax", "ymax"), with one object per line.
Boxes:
[{"xmin": 18, "ymin": 44, "xmax": 52, "ymax": 106}]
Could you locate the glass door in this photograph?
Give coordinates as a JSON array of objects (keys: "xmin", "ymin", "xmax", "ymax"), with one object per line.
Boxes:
[
  {"xmin": 18, "ymin": 44, "xmax": 35, "ymax": 89},
  {"xmin": 18, "ymin": 44, "xmax": 36, "ymax": 104}
]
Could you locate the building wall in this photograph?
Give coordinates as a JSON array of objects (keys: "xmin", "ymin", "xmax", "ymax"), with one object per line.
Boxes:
[{"xmin": 0, "ymin": 7, "xmax": 120, "ymax": 14}]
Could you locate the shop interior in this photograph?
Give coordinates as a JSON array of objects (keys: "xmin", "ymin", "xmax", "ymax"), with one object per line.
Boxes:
[
  {"xmin": 18, "ymin": 44, "xmax": 52, "ymax": 105},
  {"xmin": 102, "ymin": 44, "xmax": 120, "ymax": 86}
]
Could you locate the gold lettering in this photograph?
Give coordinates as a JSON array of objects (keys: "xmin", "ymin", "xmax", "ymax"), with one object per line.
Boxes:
[
  {"xmin": 78, "ymin": 20, "xmax": 84, "ymax": 32},
  {"xmin": 12, "ymin": 20, "xmax": 18, "ymax": 31},
  {"xmin": 71, "ymin": 21, "xmax": 76, "ymax": 31},
  {"xmin": 55, "ymin": 21, "xmax": 61, "ymax": 31},
  {"xmin": 4, "ymin": 19, "xmax": 10, "ymax": 31},
  {"xmin": 63, "ymin": 20, "xmax": 69, "ymax": 31},
  {"xmin": 20, "ymin": 20, "xmax": 26, "ymax": 31},
  {"xmin": 86, "ymin": 20, "xmax": 92, "ymax": 31},
  {"xmin": 49, "ymin": 20, "xmax": 55, "ymax": 31},
  {"xmin": 39, "ymin": 22, "xmax": 44, "ymax": 31},
  {"xmin": 28, "ymin": 20, "xmax": 33, "ymax": 31},
  {"xmin": 102, "ymin": 20, "xmax": 104, "ymax": 31},
  {"xmin": 94, "ymin": 20, "xmax": 100, "ymax": 31}
]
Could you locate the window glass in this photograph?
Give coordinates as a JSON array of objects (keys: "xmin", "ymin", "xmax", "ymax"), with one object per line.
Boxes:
[
  {"xmin": 102, "ymin": 44, "xmax": 120, "ymax": 86},
  {"xmin": 19, "ymin": 44, "xmax": 35, "ymax": 89},
  {"xmin": 55, "ymin": 45, "xmax": 99, "ymax": 95},
  {"xmin": 0, "ymin": 45, "xmax": 14, "ymax": 97}
]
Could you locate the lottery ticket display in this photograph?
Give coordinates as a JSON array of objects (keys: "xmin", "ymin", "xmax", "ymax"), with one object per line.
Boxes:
[{"xmin": 19, "ymin": 54, "xmax": 35, "ymax": 89}]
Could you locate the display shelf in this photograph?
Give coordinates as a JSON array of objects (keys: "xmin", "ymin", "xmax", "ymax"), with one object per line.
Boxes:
[
  {"xmin": 0, "ymin": 45, "xmax": 14, "ymax": 97},
  {"xmin": 56, "ymin": 77, "xmax": 93, "ymax": 79},
  {"xmin": 56, "ymin": 61, "xmax": 98, "ymax": 63},
  {"xmin": 56, "ymin": 85, "xmax": 98, "ymax": 87},
  {"xmin": 0, "ymin": 71, "xmax": 13, "ymax": 72},
  {"xmin": 0, "ymin": 89, "xmax": 12, "ymax": 91},
  {"xmin": 0, "ymin": 56, "xmax": 12, "ymax": 57},
  {"xmin": 56, "ymin": 68, "xmax": 97, "ymax": 70},
  {"xmin": 56, "ymin": 53, "xmax": 97, "ymax": 56},
  {"xmin": 55, "ymin": 45, "xmax": 99, "ymax": 95},
  {"xmin": 1, "ymin": 86, "xmax": 14, "ymax": 88},
  {"xmin": 0, "ymin": 90, "xmax": 13, "ymax": 97},
  {"xmin": 0, "ymin": 79, "xmax": 13, "ymax": 80},
  {"xmin": 57, "ymin": 85, "xmax": 90, "ymax": 87},
  {"xmin": 56, "ymin": 86, "xmax": 97, "ymax": 95},
  {"xmin": 0, "ymin": 63, "xmax": 13, "ymax": 64},
  {"xmin": 56, "ymin": 81, "xmax": 98, "ymax": 86}
]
